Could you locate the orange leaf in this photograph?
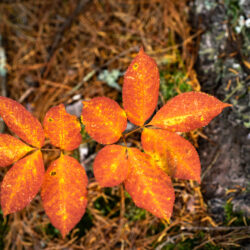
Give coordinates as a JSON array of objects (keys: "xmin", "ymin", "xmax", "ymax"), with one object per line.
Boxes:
[
  {"xmin": 43, "ymin": 104, "xmax": 82, "ymax": 150},
  {"xmin": 124, "ymin": 148, "xmax": 175, "ymax": 220},
  {"xmin": 149, "ymin": 92, "xmax": 232, "ymax": 132},
  {"xmin": 141, "ymin": 128, "xmax": 201, "ymax": 183},
  {"xmin": 1, "ymin": 150, "xmax": 44, "ymax": 215},
  {"xmin": 81, "ymin": 97, "xmax": 127, "ymax": 144},
  {"xmin": 93, "ymin": 145, "xmax": 129, "ymax": 187},
  {"xmin": 123, "ymin": 47, "xmax": 160, "ymax": 126},
  {"xmin": 41, "ymin": 154, "xmax": 88, "ymax": 238},
  {"xmin": 0, "ymin": 97, "xmax": 44, "ymax": 148},
  {"xmin": 0, "ymin": 134, "xmax": 33, "ymax": 167}
]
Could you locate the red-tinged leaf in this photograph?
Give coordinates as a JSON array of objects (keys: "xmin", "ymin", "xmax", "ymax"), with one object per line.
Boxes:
[
  {"xmin": 43, "ymin": 104, "xmax": 82, "ymax": 150},
  {"xmin": 123, "ymin": 47, "xmax": 160, "ymax": 126},
  {"xmin": 124, "ymin": 148, "xmax": 175, "ymax": 220},
  {"xmin": 141, "ymin": 128, "xmax": 201, "ymax": 183},
  {"xmin": 1, "ymin": 150, "xmax": 44, "ymax": 215},
  {"xmin": 0, "ymin": 97, "xmax": 44, "ymax": 148},
  {"xmin": 41, "ymin": 154, "xmax": 88, "ymax": 238},
  {"xmin": 81, "ymin": 97, "xmax": 127, "ymax": 144},
  {"xmin": 0, "ymin": 134, "xmax": 33, "ymax": 167},
  {"xmin": 149, "ymin": 92, "xmax": 232, "ymax": 132},
  {"xmin": 93, "ymin": 145, "xmax": 129, "ymax": 187}
]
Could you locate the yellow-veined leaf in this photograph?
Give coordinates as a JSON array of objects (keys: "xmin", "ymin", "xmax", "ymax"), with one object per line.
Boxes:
[
  {"xmin": 124, "ymin": 148, "xmax": 175, "ymax": 220},
  {"xmin": 123, "ymin": 47, "xmax": 160, "ymax": 126},
  {"xmin": 1, "ymin": 150, "xmax": 44, "ymax": 215},
  {"xmin": 0, "ymin": 97, "xmax": 44, "ymax": 148},
  {"xmin": 93, "ymin": 145, "xmax": 129, "ymax": 187},
  {"xmin": 0, "ymin": 134, "xmax": 33, "ymax": 167},
  {"xmin": 141, "ymin": 128, "xmax": 201, "ymax": 183},
  {"xmin": 81, "ymin": 97, "xmax": 127, "ymax": 144},
  {"xmin": 149, "ymin": 92, "xmax": 232, "ymax": 132},
  {"xmin": 41, "ymin": 154, "xmax": 88, "ymax": 238},
  {"xmin": 43, "ymin": 104, "xmax": 82, "ymax": 150}
]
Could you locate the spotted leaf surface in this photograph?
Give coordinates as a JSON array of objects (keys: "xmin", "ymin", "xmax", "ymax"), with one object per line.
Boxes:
[
  {"xmin": 94, "ymin": 145, "xmax": 129, "ymax": 187},
  {"xmin": 0, "ymin": 97, "xmax": 44, "ymax": 148},
  {"xmin": 81, "ymin": 97, "xmax": 127, "ymax": 144},
  {"xmin": 0, "ymin": 134, "xmax": 33, "ymax": 167},
  {"xmin": 41, "ymin": 154, "xmax": 88, "ymax": 238},
  {"xmin": 43, "ymin": 104, "xmax": 82, "ymax": 150},
  {"xmin": 149, "ymin": 92, "xmax": 231, "ymax": 132},
  {"xmin": 123, "ymin": 48, "xmax": 160, "ymax": 126},
  {"xmin": 124, "ymin": 148, "xmax": 174, "ymax": 220},
  {"xmin": 1, "ymin": 150, "xmax": 44, "ymax": 215},
  {"xmin": 142, "ymin": 128, "xmax": 201, "ymax": 183}
]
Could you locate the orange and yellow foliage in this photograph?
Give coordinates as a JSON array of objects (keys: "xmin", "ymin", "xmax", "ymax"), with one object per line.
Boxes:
[
  {"xmin": 0, "ymin": 97, "xmax": 44, "ymax": 148},
  {"xmin": 123, "ymin": 47, "xmax": 160, "ymax": 126},
  {"xmin": 41, "ymin": 154, "xmax": 88, "ymax": 238},
  {"xmin": 43, "ymin": 104, "xmax": 82, "ymax": 150},
  {"xmin": 83, "ymin": 48, "xmax": 231, "ymax": 221},
  {"xmin": 82, "ymin": 97, "xmax": 127, "ymax": 144},
  {"xmin": 0, "ymin": 47, "xmax": 231, "ymax": 237},
  {"xmin": 0, "ymin": 99, "xmax": 87, "ymax": 237},
  {"xmin": 1, "ymin": 150, "xmax": 44, "ymax": 216}
]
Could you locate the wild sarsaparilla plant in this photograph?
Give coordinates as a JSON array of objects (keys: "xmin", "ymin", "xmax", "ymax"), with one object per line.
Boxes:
[{"xmin": 0, "ymin": 47, "xmax": 231, "ymax": 237}]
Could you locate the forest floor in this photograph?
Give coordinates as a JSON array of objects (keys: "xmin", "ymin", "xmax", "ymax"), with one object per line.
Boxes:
[{"xmin": 0, "ymin": 0, "xmax": 249, "ymax": 249}]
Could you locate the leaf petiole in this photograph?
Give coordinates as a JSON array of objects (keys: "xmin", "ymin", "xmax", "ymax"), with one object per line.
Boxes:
[
  {"xmin": 40, "ymin": 148, "xmax": 61, "ymax": 152},
  {"xmin": 123, "ymin": 126, "xmax": 143, "ymax": 138}
]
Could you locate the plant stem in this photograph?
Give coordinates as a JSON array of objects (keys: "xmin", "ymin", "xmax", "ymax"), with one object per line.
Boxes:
[
  {"xmin": 123, "ymin": 126, "xmax": 143, "ymax": 138},
  {"xmin": 41, "ymin": 148, "xmax": 61, "ymax": 152},
  {"xmin": 122, "ymin": 135, "xmax": 127, "ymax": 147}
]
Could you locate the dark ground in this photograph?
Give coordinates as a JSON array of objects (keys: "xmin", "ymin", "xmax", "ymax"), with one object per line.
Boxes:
[{"xmin": 192, "ymin": 0, "xmax": 250, "ymax": 221}]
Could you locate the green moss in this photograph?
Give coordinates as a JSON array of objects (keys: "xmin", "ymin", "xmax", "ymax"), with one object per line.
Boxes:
[
  {"xmin": 160, "ymin": 70, "xmax": 192, "ymax": 102},
  {"xmin": 224, "ymin": 202, "xmax": 250, "ymax": 226},
  {"xmin": 224, "ymin": 201, "xmax": 250, "ymax": 226}
]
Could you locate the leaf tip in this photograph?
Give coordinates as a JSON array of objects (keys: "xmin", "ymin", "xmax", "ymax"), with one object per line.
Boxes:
[
  {"xmin": 196, "ymin": 177, "xmax": 201, "ymax": 184},
  {"xmin": 139, "ymin": 46, "xmax": 144, "ymax": 54},
  {"xmin": 60, "ymin": 229, "xmax": 68, "ymax": 239},
  {"xmin": 223, "ymin": 102, "xmax": 233, "ymax": 108}
]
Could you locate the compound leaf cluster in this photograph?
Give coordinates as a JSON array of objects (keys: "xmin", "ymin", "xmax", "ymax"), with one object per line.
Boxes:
[
  {"xmin": 0, "ymin": 97, "xmax": 87, "ymax": 238},
  {"xmin": 86, "ymin": 48, "xmax": 231, "ymax": 220},
  {"xmin": 0, "ymin": 47, "xmax": 231, "ymax": 237}
]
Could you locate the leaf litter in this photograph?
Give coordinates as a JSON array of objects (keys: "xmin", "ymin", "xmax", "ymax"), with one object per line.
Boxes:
[{"xmin": 0, "ymin": 0, "xmax": 249, "ymax": 249}]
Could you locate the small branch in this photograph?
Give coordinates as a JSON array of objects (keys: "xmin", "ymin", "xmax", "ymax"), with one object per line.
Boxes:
[
  {"xmin": 121, "ymin": 135, "xmax": 127, "ymax": 148},
  {"xmin": 40, "ymin": 148, "xmax": 61, "ymax": 152},
  {"xmin": 201, "ymin": 149, "xmax": 220, "ymax": 181}
]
